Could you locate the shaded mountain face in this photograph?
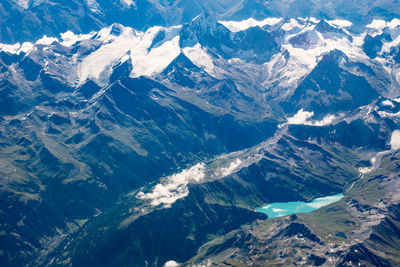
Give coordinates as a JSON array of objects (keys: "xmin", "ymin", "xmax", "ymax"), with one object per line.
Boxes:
[
  {"xmin": 283, "ymin": 50, "xmax": 379, "ymax": 116},
  {"xmin": 1, "ymin": 6, "xmax": 400, "ymax": 267}
]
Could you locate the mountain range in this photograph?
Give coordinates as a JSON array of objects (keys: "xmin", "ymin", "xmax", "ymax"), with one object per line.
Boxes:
[{"xmin": 1, "ymin": 1, "xmax": 400, "ymax": 266}]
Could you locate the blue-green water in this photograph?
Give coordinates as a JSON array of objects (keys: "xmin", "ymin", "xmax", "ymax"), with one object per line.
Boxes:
[{"xmin": 256, "ymin": 194, "xmax": 344, "ymax": 218}]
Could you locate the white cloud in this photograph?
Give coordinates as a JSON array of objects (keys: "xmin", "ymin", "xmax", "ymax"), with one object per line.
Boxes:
[
  {"xmin": 282, "ymin": 109, "xmax": 336, "ymax": 127},
  {"xmin": 287, "ymin": 109, "xmax": 314, "ymax": 125},
  {"xmin": 164, "ymin": 261, "xmax": 180, "ymax": 267},
  {"xmin": 137, "ymin": 163, "xmax": 205, "ymax": 207},
  {"xmin": 391, "ymin": 130, "xmax": 400, "ymax": 150},
  {"xmin": 216, "ymin": 159, "xmax": 242, "ymax": 177},
  {"xmin": 60, "ymin": 31, "xmax": 94, "ymax": 47},
  {"xmin": 312, "ymin": 114, "xmax": 336, "ymax": 126}
]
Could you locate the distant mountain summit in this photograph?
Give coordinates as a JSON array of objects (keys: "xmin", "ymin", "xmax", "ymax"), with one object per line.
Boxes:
[{"xmin": 0, "ymin": 0, "xmax": 399, "ymax": 43}]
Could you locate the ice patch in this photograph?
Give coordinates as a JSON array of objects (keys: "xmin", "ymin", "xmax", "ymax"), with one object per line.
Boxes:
[
  {"xmin": 217, "ymin": 159, "xmax": 242, "ymax": 177},
  {"xmin": 137, "ymin": 163, "xmax": 205, "ymax": 207},
  {"xmin": 391, "ymin": 130, "xmax": 400, "ymax": 150},
  {"xmin": 219, "ymin": 17, "xmax": 282, "ymax": 32}
]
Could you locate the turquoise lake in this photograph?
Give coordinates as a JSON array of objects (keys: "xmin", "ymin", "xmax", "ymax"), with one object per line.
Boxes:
[{"xmin": 256, "ymin": 194, "xmax": 344, "ymax": 218}]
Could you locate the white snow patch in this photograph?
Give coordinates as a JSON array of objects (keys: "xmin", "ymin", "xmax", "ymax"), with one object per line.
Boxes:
[
  {"xmin": 131, "ymin": 35, "xmax": 181, "ymax": 77},
  {"xmin": 0, "ymin": 43, "xmax": 22, "ymax": 54},
  {"xmin": 183, "ymin": 44, "xmax": 215, "ymax": 75},
  {"xmin": 382, "ymin": 100, "xmax": 395, "ymax": 108},
  {"xmin": 378, "ymin": 110, "xmax": 400, "ymax": 118},
  {"xmin": 79, "ymin": 25, "xmax": 181, "ymax": 83},
  {"xmin": 121, "ymin": 0, "xmax": 136, "ymax": 7},
  {"xmin": 12, "ymin": 0, "xmax": 29, "ymax": 9},
  {"xmin": 164, "ymin": 261, "xmax": 180, "ymax": 267},
  {"xmin": 60, "ymin": 31, "xmax": 94, "ymax": 47},
  {"xmin": 391, "ymin": 130, "xmax": 400, "ymax": 150},
  {"xmin": 85, "ymin": 0, "xmax": 101, "ymax": 13},
  {"xmin": 359, "ymin": 157, "xmax": 376, "ymax": 174},
  {"xmin": 281, "ymin": 19, "xmax": 302, "ymax": 31},
  {"xmin": 217, "ymin": 159, "xmax": 242, "ymax": 177},
  {"xmin": 328, "ymin": 19, "xmax": 353, "ymax": 28},
  {"xmin": 20, "ymin": 42, "xmax": 34, "ymax": 53},
  {"xmin": 36, "ymin": 35, "xmax": 58, "ymax": 46},
  {"xmin": 387, "ymin": 18, "xmax": 400, "ymax": 29},
  {"xmin": 137, "ymin": 163, "xmax": 206, "ymax": 207},
  {"xmin": 277, "ymin": 29, "xmax": 365, "ymax": 90},
  {"xmin": 308, "ymin": 17, "xmax": 320, "ymax": 24},
  {"xmin": 219, "ymin": 17, "xmax": 282, "ymax": 32},
  {"xmin": 366, "ymin": 18, "xmax": 400, "ymax": 31},
  {"xmin": 0, "ymin": 42, "xmax": 34, "ymax": 54},
  {"xmin": 78, "ymin": 26, "xmax": 141, "ymax": 83},
  {"xmin": 367, "ymin": 19, "xmax": 388, "ymax": 30},
  {"xmin": 358, "ymin": 167, "xmax": 373, "ymax": 174}
]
